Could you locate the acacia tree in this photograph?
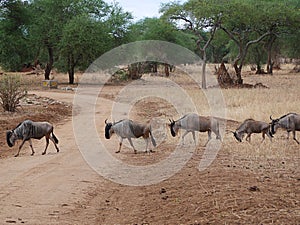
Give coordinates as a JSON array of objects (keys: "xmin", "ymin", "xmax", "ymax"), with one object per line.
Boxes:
[
  {"xmin": 161, "ymin": 0, "xmax": 221, "ymax": 89},
  {"xmin": 217, "ymin": 0, "xmax": 272, "ymax": 84},
  {"xmin": 219, "ymin": 0, "xmax": 300, "ymax": 80}
]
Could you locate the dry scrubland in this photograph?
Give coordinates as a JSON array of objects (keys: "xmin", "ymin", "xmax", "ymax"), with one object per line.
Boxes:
[
  {"xmin": 89, "ymin": 64, "xmax": 299, "ymax": 224},
  {"xmin": 0, "ymin": 64, "xmax": 299, "ymax": 224}
]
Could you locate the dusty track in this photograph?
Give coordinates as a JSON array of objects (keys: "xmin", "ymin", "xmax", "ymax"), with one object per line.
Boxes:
[{"xmin": 0, "ymin": 91, "xmax": 101, "ymax": 224}]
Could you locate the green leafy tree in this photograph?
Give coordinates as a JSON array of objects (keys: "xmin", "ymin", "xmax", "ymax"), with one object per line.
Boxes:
[
  {"xmin": 29, "ymin": 0, "xmax": 111, "ymax": 81},
  {"xmin": 127, "ymin": 17, "xmax": 195, "ymax": 49},
  {"xmin": 29, "ymin": 0, "xmax": 74, "ymax": 79},
  {"xmin": 219, "ymin": 0, "xmax": 300, "ymax": 80},
  {"xmin": 0, "ymin": 0, "xmax": 33, "ymax": 71},
  {"xmin": 124, "ymin": 17, "xmax": 197, "ymax": 78},
  {"xmin": 105, "ymin": 2, "xmax": 133, "ymax": 47},
  {"xmin": 58, "ymin": 15, "xmax": 112, "ymax": 84},
  {"xmin": 258, "ymin": 0, "xmax": 300, "ymax": 74}
]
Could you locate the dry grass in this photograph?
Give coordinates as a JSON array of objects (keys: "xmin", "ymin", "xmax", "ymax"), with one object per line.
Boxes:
[{"xmin": 63, "ymin": 64, "xmax": 300, "ymax": 224}]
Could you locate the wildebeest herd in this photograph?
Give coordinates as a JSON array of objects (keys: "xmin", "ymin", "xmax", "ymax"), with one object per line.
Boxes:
[
  {"xmin": 104, "ymin": 112, "xmax": 300, "ymax": 153},
  {"xmin": 5, "ymin": 113, "xmax": 300, "ymax": 156}
]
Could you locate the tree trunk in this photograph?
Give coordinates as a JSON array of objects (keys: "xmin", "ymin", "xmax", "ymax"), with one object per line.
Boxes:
[
  {"xmin": 68, "ymin": 68, "xmax": 74, "ymax": 84},
  {"xmin": 128, "ymin": 63, "xmax": 142, "ymax": 79},
  {"xmin": 233, "ymin": 61, "xmax": 243, "ymax": 84},
  {"xmin": 202, "ymin": 51, "xmax": 207, "ymax": 89},
  {"xmin": 164, "ymin": 63, "xmax": 169, "ymax": 77},
  {"xmin": 266, "ymin": 54, "xmax": 273, "ymax": 74},
  {"xmin": 68, "ymin": 55, "xmax": 75, "ymax": 84},
  {"xmin": 266, "ymin": 35, "xmax": 276, "ymax": 74},
  {"xmin": 44, "ymin": 45, "xmax": 53, "ymax": 80},
  {"xmin": 153, "ymin": 62, "xmax": 158, "ymax": 73}
]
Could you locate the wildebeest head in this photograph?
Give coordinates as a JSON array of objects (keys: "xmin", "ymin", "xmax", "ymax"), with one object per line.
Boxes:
[
  {"xmin": 104, "ymin": 119, "xmax": 114, "ymax": 139},
  {"xmin": 269, "ymin": 115, "xmax": 279, "ymax": 135},
  {"xmin": 6, "ymin": 130, "xmax": 16, "ymax": 147},
  {"xmin": 169, "ymin": 119, "xmax": 178, "ymax": 137},
  {"xmin": 233, "ymin": 131, "xmax": 243, "ymax": 142}
]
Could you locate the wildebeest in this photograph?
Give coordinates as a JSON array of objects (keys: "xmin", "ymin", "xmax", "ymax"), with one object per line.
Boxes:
[
  {"xmin": 105, "ymin": 119, "xmax": 156, "ymax": 153},
  {"xmin": 169, "ymin": 113, "xmax": 221, "ymax": 146},
  {"xmin": 270, "ymin": 113, "xmax": 300, "ymax": 144},
  {"xmin": 6, "ymin": 120, "xmax": 59, "ymax": 157},
  {"xmin": 231, "ymin": 119, "xmax": 273, "ymax": 143}
]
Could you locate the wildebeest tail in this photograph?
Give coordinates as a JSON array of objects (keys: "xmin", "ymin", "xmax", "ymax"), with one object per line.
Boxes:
[
  {"xmin": 150, "ymin": 126, "xmax": 157, "ymax": 147},
  {"xmin": 52, "ymin": 132, "xmax": 59, "ymax": 144}
]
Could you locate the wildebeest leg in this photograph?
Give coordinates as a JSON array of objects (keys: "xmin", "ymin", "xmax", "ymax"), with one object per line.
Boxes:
[
  {"xmin": 144, "ymin": 138, "xmax": 149, "ymax": 152},
  {"xmin": 265, "ymin": 130, "xmax": 273, "ymax": 142},
  {"xmin": 50, "ymin": 136, "xmax": 60, "ymax": 152},
  {"xmin": 245, "ymin": 133, "xmax": 251, "ymax": 142},
  {"xmin": 181, "ymin": 130, "xmax": 190, "ymax": 145},
  {"xmin": 42, "ymin": 136, "xmax": 50, "ymax": 155},
  {"xmin": 15, "ymin": 139, "xmax": 27, "ymax": 157},
  {"xmin": 192, "ymin": 131, "xmax": 196, "ymax": 145},
  {"xmin": 127, "ymin": 138, "xmax": 137, "ymax": 154},
  {"xmin": 292, "ymin": 130, "xmax": 300, "ymax": 144},
  {"xmin": 28, "ymin": 139, "xmax": 35, "ymax": 156},
  {"xmin": 261, "ymin": 132, "xmax": 266, "ymax": 143},
  {"xmin": 116, "ymin": 137, "xmax": 123, "ymax": 153},
  {"xmin": 204, "ymin": 130, "xmax": 212, "ymax": 146}
]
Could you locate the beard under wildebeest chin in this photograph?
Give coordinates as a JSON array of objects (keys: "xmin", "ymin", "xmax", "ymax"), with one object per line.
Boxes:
[
  {"xmin": 270, "ymin": 122, "xmax": 278, "ymax": 135},
  {"xmin": 6, "ymin": 131, "xmax": 15, "ymax": 147},
  {"xmin": 105, "ymin": 123, "xmax": 113, "ymax": 139},
  {"xmin": 169, "ymin": 120, "xmax": 177, "ymax": 137}
]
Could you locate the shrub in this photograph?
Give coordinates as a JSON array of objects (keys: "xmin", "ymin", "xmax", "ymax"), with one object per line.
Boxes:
[{"xmin": 0, "ymin": 74, "xmax": 27, "ymax": 112}]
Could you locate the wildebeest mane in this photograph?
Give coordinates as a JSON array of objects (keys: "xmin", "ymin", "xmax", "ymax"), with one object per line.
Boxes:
[
  {"xmin": 14, "ymin": 121, "xmax": 24, "ymax": 130},
  {"xmin": 279, "ymin": 113, "xmax": 297, "ymax": 120}
]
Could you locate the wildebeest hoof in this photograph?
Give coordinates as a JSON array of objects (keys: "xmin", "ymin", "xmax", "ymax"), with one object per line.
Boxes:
[
  {"xmin": 115, "ymin": 151, "xmax": 120, "ymax": 153},
  {"xmin": 14, "ymin": 154, "xmax": 19, "ymax": 157},
  {"xmin": 42, "ymin": 152, "xmax": 46, "ymax": 155}
]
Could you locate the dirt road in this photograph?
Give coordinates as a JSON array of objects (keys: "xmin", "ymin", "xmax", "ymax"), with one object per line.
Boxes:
[{"xmin": 0, "ymin": 91, "xmax": 102, "ymax": 224}]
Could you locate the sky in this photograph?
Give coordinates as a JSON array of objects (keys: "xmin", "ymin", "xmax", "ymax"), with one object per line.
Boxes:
[{"xmin": 106, "ymin": 0, "xmax": 186, "ymax": 21}]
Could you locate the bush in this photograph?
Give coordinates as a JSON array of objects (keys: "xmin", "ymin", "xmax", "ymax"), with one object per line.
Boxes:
[{"xmin": 0, "ymin": 74, "xmax": 27, "ymax": 112}]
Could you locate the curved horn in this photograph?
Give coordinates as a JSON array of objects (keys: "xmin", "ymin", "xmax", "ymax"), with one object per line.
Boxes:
[
  {"xmin": 225, "ymin": 129, "xmax": 235, "ymax": 134},
  {"xmin": 270, "ymin": 115, "xmax": 273, "ymax": 121},
  {"xmin": 105, "ymin": 119, "xmax": 108, "ymax": 124}
]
